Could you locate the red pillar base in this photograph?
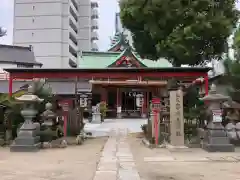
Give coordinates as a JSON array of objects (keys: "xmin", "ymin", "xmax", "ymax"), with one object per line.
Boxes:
[{"xmin": 9, "ymin": 76, "xmax": 13, "ymax": 97}]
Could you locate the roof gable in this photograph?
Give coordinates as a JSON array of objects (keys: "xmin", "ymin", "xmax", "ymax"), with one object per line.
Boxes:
[{"xmin": 108, "ymin": 48, "xmax": 146, "ymax": 68}]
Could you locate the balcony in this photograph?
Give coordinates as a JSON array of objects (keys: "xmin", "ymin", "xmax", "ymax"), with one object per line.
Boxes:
[
  {"xmin": 91, "ymin": 1, "xmax": 98, "ymax": 8},
  {"xmin": 69, "ymin": 38, "xmax": 78, "ymax": 53},
  {"xmin": 91, "ymin": 31, "xmax": 98, "ymax": 41},
  {"xmin": 69, "ymin": 51, "xmax": 78, "ymax": 68},
  {"xmin": 69, "ymin": 52, "xmax": 77, "ymax": 63},
  {"xmin": 91, "ymin": 19, "xmax": 98, "ymax": 30},
  {"xmin": 70, "ymin": 1, "xmax": 79, "ymax": 18},
  {"xmin": 91, "ymin": 8, "xmax": 99, "ymax": 19},
  {"xmin": 71, "ymin": 0, "xmax": 78, "ymax": 10},
  {"xmin": 91, "ymin": 42, "xmax": 98, "ymax": 51},
  {"xmin": 69, "ymin": 16, "xmax": 78, "ymax": 33},
  {"xmin": 69, "ymin": 27, "xmax": 77, "ymax": 40}
]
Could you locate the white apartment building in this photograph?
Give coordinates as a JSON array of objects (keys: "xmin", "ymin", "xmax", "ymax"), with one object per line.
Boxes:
[{"xmin": 13, "ymin": 0, "xmax": 99, "ymax": 68}]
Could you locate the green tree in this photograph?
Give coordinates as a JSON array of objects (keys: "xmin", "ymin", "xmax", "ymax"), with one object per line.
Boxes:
[
  {"xmin": 0, "ymin": 79, "xmax": 53, "ymax": 142},
  {"xmin": 120, "ymin": 0, "xmax": 239, "ymax": 66},
  {"xmin": 222, "ymin": 25, "xmax": 240, "ymax": 102},
  {"xmin": 233, "ymin": 26, "xmax": 240, "ymax": 60}
]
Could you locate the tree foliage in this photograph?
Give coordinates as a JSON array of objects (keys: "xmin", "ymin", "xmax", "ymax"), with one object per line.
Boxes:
[
  {"xmin": 120, "ymin": 0, "xmax": 239, "ymax": 66},
  {"xmin": 223, "ymin": 26, "xmax": 240, "ymax": 102},
  {"xmin": 233, "ymin": 26, "xmax": 240, "ymax": 60},
  {"xmin": 0, "ymin": 79, "xmax": 53, "ymax": 140}
]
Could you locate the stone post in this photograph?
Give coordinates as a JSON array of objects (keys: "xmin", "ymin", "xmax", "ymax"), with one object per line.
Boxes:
[
  {"xmin": 200, "ymin": 84, "xmax": 234, "ymax": 152},
  {"xmin": 169, "ymin": 89, "xmax": 185, "ymax": 147},
  {"xmin": 149, "ymin": 112, "xmax": 155, "ymax": 138},
  {"xmin": 92, "ymin": 104, "xmax": 101, "ymax": 122},
  {"xmin": 10, "ymin": 86, "xmax": 43, "ymax": 152},
  {"xmin": 117, "ymin": 106, "xmax": 122, "ymax": 118}
]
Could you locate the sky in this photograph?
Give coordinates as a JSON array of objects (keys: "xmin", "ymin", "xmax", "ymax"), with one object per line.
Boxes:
[{"xmin": 0, "ymin": 0, "xmax": 119, "ymax": 51}]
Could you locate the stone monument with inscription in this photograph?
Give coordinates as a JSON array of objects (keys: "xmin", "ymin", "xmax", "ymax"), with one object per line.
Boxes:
[
  {"xmin": 200, "ymin": 84, "xmax": 234, "ymax": 152},
  {"xmin": 169, "ymin": 88, "xmax": 185, "ymax": 147}
]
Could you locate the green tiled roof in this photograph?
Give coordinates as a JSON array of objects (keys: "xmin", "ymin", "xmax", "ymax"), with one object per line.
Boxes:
[
  {"xmin": 78, "ymin": 51, "xmax": 120, "ymax": 68},
  {"xmin": 78, "ymin": 50, "xmax": 172, "ymax": 68}
]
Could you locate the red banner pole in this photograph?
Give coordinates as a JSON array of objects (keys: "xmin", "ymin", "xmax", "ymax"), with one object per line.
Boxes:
[
  {"xmin": 9, "ymin": 75, "xmax": 13, "ymax": 97},
  {"xmin": 154, "ymin": 110, "xmax": 158, "ymax": 146},
  {"xmin": 63, "ymin": 114, "xmax": 67, "ymax": 136}
]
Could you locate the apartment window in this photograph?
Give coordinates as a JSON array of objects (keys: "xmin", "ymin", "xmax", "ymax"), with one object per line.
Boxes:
[
  {"xmin": 33, "ymin": 6, "xmax": 35, "ymax": 10},
  {"xmin": 32, "ymin": 32, "xmax": 34, "ymax": 36},
  {"xmin": 32, "ymin": 18, "xmax": 34, "ymax": 23}
]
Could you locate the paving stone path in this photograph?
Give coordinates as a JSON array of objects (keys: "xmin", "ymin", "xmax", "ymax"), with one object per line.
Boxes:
[{"xmin": 93, "ymin": 128, "xmax": 141, "ymax": 180}]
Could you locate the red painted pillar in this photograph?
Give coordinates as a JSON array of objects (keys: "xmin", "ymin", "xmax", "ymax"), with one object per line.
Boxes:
[
  {"xmin": 146, "ymin": 90, "xmax": 149, "ymax": 113},
  {"xmin": 101, "ymin": 87, "xmax": 107, "ymax": 102},
  {"xmin": 63, "ymin": 113, "xmax": 67, "ymax": 137},
  {"xmin": 119, "ymin": 89, "xmax": 122, "ymax": 106},
  {"xmin": 143, "ymin": 91, "xmax": 147, "ymax": 114},
  {"xmin": 9, "ymin": 75, "xmax": 13, "ymax": 97},
  {"xmin": 204, "ymin": 74, "xmax": 209, "ymax": 95}
]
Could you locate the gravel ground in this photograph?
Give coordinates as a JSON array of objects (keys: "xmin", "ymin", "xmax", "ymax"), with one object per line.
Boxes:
[
  {"xmin": 128, "ymin": 137, "xmax": 240, "ymax": 180},
  {"xmin": 0, "ymin": 137, "xmax": 107, "ymax": 180}
]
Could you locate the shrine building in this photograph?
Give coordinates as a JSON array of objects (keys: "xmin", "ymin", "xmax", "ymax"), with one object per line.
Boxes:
[{"xmin": 4, "ymin": 32, "xmax": 211, "ymax": 118}]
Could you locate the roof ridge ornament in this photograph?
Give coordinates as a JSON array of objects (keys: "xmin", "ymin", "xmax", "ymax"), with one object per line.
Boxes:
[{"xmin": 108, "ymin": 32, "xmax": 131, "ymax": 52}]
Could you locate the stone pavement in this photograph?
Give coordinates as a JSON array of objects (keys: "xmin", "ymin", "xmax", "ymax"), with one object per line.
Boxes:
[{"xmin": 93, "ymin": 128, "xmax": 141, "ymax": 180}]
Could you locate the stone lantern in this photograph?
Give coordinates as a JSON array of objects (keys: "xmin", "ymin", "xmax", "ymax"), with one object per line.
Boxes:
[
  {"xmin": 40, "ymin": 102, "xmax": 59, "ymax": 142},
  {"xmin": 10, "ymin": 86, "xmax": 44, "ymax": 152},
  {"xmin": 200, "ymin": 84, "xmax": 234, "ymax": 152},
  {"xmin": 41, "ymin": 102, "xmax": 56, "ymax": 126}
]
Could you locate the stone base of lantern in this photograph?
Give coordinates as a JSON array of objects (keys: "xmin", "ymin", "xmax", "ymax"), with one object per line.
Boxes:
[
  {"xmin": 203, "ymin": 143, "xmax": 234, "ymax": 152},
  {"xmin": 92, "ymin": 112, "xmax": 101, "ymax": 122},
  {"xmin": 117, "ymin": 113, "xmax": 122, "ymax": 119},
  {"xmin": 203, "ymin": 123, "xmax": 235, "ymax": 152},
  {"xmin": 10, "ymin": 123, "xmax": 41, "ymax": 152},
  {"xmin": 0, "ymin": 138, "xmax": 4, "ymax": 146},
  {"xmin": 141, "ymin": 113, "xmax": 147, "ymax": 118}
]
